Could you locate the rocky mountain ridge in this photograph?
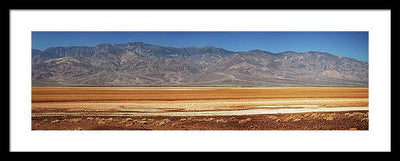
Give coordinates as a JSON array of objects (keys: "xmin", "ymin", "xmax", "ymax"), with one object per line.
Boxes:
[{"xmin": 32, "ymin": 42, "xmax": 368, "ymax": 87}]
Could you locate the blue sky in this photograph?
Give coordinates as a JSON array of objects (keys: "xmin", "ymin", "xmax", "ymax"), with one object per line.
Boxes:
[{"xmin": 32, "ymin": 32, "xmax": 368, "ymax": 61}]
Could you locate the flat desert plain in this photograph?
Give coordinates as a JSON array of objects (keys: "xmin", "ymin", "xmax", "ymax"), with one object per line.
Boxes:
[{"xmin": 32, "ymin": 87, "xmax": 368, "ymax": 130}]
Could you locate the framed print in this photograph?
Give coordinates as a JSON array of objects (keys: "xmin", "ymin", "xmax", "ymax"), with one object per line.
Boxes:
[{"xmin": 9, "ymin": 9, "xmax": 391, "ymax": 153}]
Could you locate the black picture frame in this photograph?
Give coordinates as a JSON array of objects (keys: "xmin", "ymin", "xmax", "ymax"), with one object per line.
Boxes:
[{"xmin": 4, "ymin": 0, "xmax": 395, "ymax": 159}]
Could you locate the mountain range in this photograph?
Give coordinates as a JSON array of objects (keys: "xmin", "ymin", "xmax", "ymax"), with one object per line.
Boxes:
[{"xmin": 32, "ymin": 42, "xmax": 368, "ymax": 87}]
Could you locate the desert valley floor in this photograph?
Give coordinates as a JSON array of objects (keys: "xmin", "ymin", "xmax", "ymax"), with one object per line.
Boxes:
[{"xmin": 32, "ymin": 87, "xmax": 368, "ymax": 130}]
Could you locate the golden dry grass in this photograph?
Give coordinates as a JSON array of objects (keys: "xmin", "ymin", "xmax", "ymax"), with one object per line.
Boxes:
[
  {"xmin": 32, "ymin": 87, "xmax": 368, "ymax": 114},
  {"xmin": 32, "ymin": 87, "xmax": 368, "ymax": 102}
]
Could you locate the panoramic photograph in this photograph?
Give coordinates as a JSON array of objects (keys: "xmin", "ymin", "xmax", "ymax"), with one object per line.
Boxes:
[{"xmin": 31, "ymin": 31, "xmax": 369, "ymax": 130}]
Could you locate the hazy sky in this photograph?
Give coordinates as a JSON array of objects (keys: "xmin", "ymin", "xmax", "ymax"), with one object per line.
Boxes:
[{"xmin": 32, "ymin": 32, "xmax": 368, "ymax": 61}]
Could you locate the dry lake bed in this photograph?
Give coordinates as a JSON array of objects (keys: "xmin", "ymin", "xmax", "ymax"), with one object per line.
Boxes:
[{"xmin": 32, "ymin": 87, "xmax": 368, "ymax": 130}]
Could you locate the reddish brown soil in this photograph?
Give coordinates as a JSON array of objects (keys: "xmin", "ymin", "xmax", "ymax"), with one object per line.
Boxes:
[{"xmin": 32, "ymin": 111, "xmax": 368, "ymax": 130}]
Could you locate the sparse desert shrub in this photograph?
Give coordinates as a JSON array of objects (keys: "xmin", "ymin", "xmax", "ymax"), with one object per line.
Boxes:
[
  {"xmin": 239, "ymin": 118, "xmax": 251, "ymax": 125},
  {"xmin": 268, "ymin": 116, "xmax": 278, "ymax": 120},
  {"xmin": 51, "ymin": 120, "xmax": 60, "ymax": 123},
  {"xmin": 117, "ymin": 121, "xmax": 126, "ymax": 125},
  {"xmin": 97, "ymin": 120, "xmax": 106, "ymax": 125},
  {"xmin": 354, "ymin": 112, "xmax": 364, "ymax": 116},
  {"xmin": 325, "ymin": 116, "xmax": 335, "ymax": 121},
  {"xmin": 216, "ymin": 119, "xmax": 227, "ymax": 123},
  {"xmin": 74, "ymin": 127, "xmax": 83, "ymax": 130},
  {"xmin": 159, "ymin": 121, "xmax": 166, "ymax": 126},
  {"xmin": 137, "ymin": 121, "xmax": 147, "ymax": 125},
  {"xmin": 293, "ymin": 118, "xmax": 302, "ymax": 122},
  {"xmin": 69, "ymin": 118, "xmax": 82, "ymax": 123},
  {"xmin": 159, "ymin": 119, "xmax": 171, "ymax": 126},
  {"xmin": 283, "ymin": 116, "xmax": 293, "ymax": 122},
  {"xmin": 163, "ymin": 119, "xmax": 171, "ymax": 123}
]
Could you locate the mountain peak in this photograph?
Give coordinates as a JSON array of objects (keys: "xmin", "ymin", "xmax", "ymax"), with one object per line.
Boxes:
[
  {"xmin": 282, "ymin": 51, "xmax": 299, "ymax": 54},
  {"xmin": 249, "ymin": 49, "xmax": 269, "ymax": 53},
  {"xmin": 32, "ymin": 42, "xmax": 368, "ymax": 87},
  {"xmin": 126, "ymin": 42, "xmax": 145, "ymax": 45}
]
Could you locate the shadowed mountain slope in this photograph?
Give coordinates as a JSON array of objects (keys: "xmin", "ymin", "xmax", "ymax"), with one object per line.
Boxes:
[{"xmin": 32, "ymin": 42, "xmax": 368, "ymax": 87}]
